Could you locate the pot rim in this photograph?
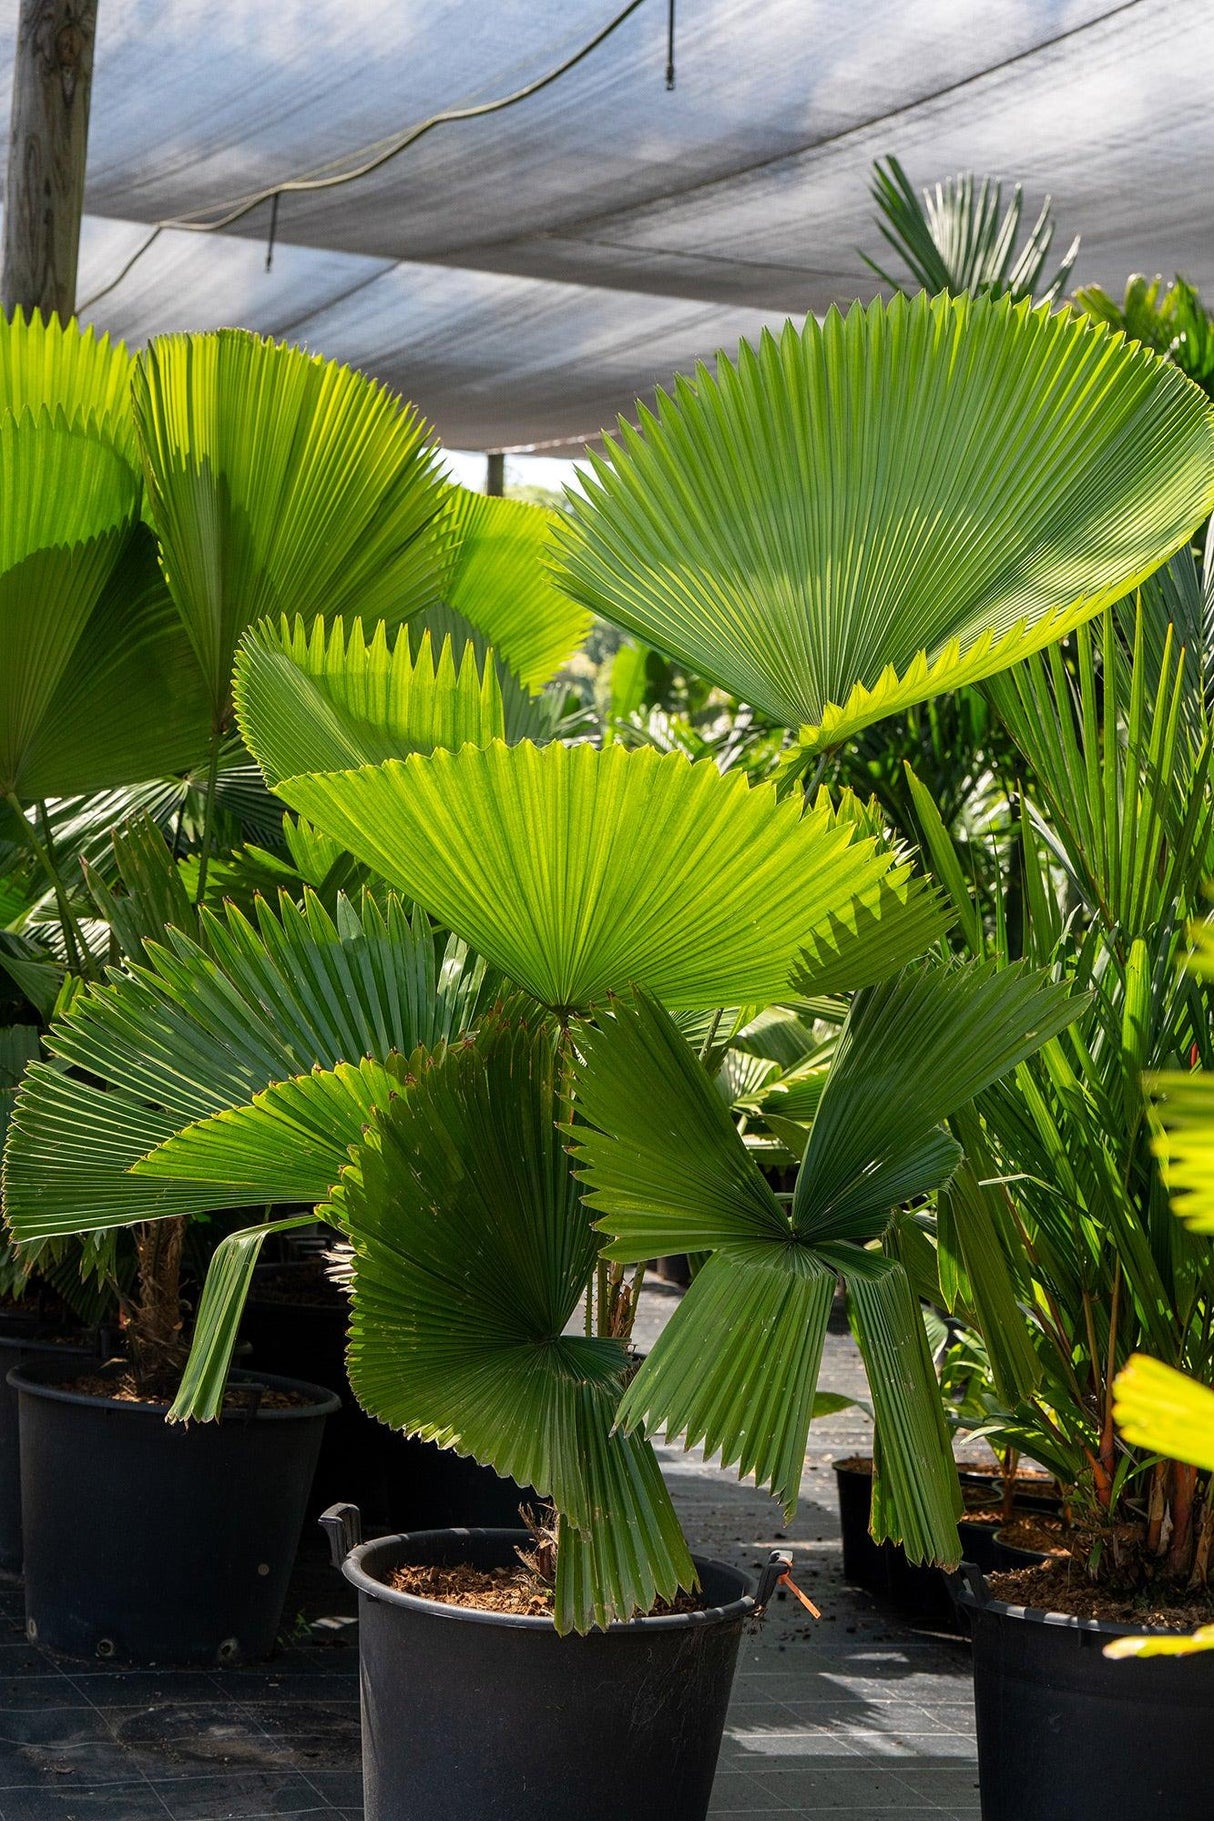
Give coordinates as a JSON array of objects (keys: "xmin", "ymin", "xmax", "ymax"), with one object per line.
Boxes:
[
  {"xmin": 7, "ymin": 1359, "xmax": 342, "ymax": 1421},
  {"xmin": 341, "ymin": 1526, "xmax": 758, "ymax": 1634},
  {"xmin": 952, "ymin": 1561, "xmax": 1206, "ymax": 1640}
]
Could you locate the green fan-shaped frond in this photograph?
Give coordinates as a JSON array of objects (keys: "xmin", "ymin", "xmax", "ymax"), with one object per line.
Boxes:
[
  {"xmin": 0, "ymin": 414, "xmax": 209, "ymax": 799},
  {"xmin": 554, "ymin": 293, "xmax": 1214, "ymax": 751},
  {"xmin": 234, "ymin": 615, "xmax": 509, "ymax": 785},
  {"xmin": 0, "ymin": 309, "xmax": 135, "ymax": 453},
  {"xmin": 3, "ymin": 891, "xmax": 490, "ymax": 1238},
  {"xmin": 132, "ymin": 329, "xmax": 450, "ymax": 717},
  {"xmin": 440, "ymin": 487, "xmax": 592, "ymax": 689},
  {"xmin": 276, "ymin": 740, "xmax": 900, "ymax": 1012},
  {"xmin": 343, "ymin": 1008, "xmax": 695, "ymax": 1631},
  {"xmin": 572, "ymin": 972, "xmax": 1079, "ymax": 1547},
  {"xmin": 13, "ymin": 524, "xmax": 213, "ymax": 798}
]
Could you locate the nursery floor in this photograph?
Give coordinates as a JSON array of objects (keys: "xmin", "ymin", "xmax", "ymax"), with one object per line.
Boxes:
[{"xmin": 0, "ymin": 1286, "xmax": 979, "ymax": 1820}]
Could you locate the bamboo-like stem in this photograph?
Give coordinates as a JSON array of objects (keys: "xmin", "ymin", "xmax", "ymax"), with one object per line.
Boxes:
[
  {"xmin": 191, "ymin": 721, "xmax": 225, "ymax": 906},
  {"xmin": 4, "ymin": 789, "xmax": 94, "ymax": 980}
]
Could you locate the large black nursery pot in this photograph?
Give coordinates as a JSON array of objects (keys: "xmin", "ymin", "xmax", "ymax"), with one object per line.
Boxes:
[
  {"xmin": 11, "ymin": 1358, "xmax": 339, "ymax": 1664},
  {"xmin": 0, "ymin": 1313, "xmax": 98, "ymax": 1576},
  {"xmin": 954, "ymin": 1565, "xmax": 1214, "ymax": 1821},
  {"xmin": 243, "ymin": 1262, "xmax": 534, "ymax": 1526},
  {"xmin": 834, "ymin": 1460, "xmax": 958, "ymax": 1626},
  {"xmin": 322, "ymin": 1506, "xmax": 779, "ymax": 1821}
]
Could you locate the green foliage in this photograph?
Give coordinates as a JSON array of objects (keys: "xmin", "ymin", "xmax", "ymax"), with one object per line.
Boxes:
[
  {"xmin": 3, "ymin": 890, "xmax": 490, "ymax": 1237},
  {"xmin": 439, "ymin": 487, "xmax": 592, "ymax": 689},
  {"xmin": 921, "ymin": 606, "xmax": 1214, "ymax": 1553},
  {"xmin": 570, "ymin": 971, "xmax": 1077, "ymax": 1556},
  {"xmin": 132, "ymin": 329, "xmax": 450, "ymax": 724},
  {"xmin": 344, "ymin": 1009, "xmax": 695, "ymax": 1632},
  {"xmin": 235, "ymin": 617, "xmax": 512, "ymax": 785},
  {"xmin": 865, "ymin": 156, "xmax": 1079, "ymax": 304},
  {"xmin": 272, "ymin": 741, "xmax": 904, "ymax": 1011},
  {"xmin": 1076, "ymin": 274, "xmax": 1214, "ymax": 401},
  {"xmin": 554, "ymin": 292, "xmax": 1214, "ymax": 753}
]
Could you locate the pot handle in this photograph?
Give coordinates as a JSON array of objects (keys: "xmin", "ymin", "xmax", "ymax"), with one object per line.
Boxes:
[
  {"xmin": 753, "ymin": 1550, "xmax": 794, "ymax": 1610},
  {"xmin": 319, "ymin": 1501, "xmax": 363, "ymax": 1567}
]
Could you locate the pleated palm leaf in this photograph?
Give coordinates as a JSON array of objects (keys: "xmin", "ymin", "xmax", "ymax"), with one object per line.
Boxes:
[
  {"xmin": 0, "ymin": 307, "xmax": 135, "ymax": 453},
  {"xmin": 131, "ymin": 330, "xmax": 452, "ymax": 728},
  {"xmin": 233, "ymin": 616, "xmax": 548, "ymax": 788},
  {"xmin": 438, "ymin": 487, "xmax": 592, "ymax": 690},
  {"xmin": 268, "ymin": 740, "xmax": 942, "ymax": 1015},
  {"xmin": 569, "ymin": 970, "xmax": 1080, "ymax": 1564},
  {"xmin": 864, "ymin": 156, "xmax": 1079, "ymax": 305},
  {"xmin": 0, "ymin": 415, "xmax": 212, "ymax": 805},
  {"xmin": 552, "ymin": 292, "xmax": 1214, "ymax": 756}
]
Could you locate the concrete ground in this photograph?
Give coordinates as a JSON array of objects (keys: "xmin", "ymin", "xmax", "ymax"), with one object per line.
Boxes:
[{"xmin": 0, "ymin": 1286, "xmax": 979, "ymax": 1819}]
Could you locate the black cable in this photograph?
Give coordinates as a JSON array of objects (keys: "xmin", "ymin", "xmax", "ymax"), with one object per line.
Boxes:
[
  {"xmin": 264, "ymin": 192, "xmax": 281, "ymax": 273},
  {"xmin": 79, "ymin": 0, "xmax": 656, "ymax": 312},
  {"xmin": 666, "ymin": 0, "xmax": 676, "ymax": 90}
]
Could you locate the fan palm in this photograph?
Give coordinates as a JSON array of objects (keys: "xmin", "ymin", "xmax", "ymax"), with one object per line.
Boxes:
[
  {"xmin": 864, "ymin": 156, "xmax": 1080, "ymax": 305},
  {"xmin": 909, "ymin": 599, "xmax": 1214, "ymax": 1584},
  {"xmin": 553, "ymin": 292, "xmax": 1214, "ymax": 757}
]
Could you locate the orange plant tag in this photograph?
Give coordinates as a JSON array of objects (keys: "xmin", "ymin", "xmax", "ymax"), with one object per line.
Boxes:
[{"xmin": 778, "ymin": 1570, "xmax": 821, "ymax": 1619}]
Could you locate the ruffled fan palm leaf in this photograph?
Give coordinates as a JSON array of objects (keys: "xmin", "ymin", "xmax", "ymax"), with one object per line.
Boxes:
[
  {"xmin": 0, "ymin": 308, "xmax": 135, "ymax": 453},
  {"xmin": 569, "ymin": 969, "xmax": 1080, "ymax": 1561},
  {"xmin": 0, "ymin": 416, "xmax": 211, "ymax": 800},
  {"xmin": 132, "ymin": 330, "xmax": 451, "ymax": 721},
  {"xmin": 342, "ymin": 1007, "xmax": 695, "ymax": 1632},
  {"xmin": 234, "ymin": 616, "xmax": 515, "ymax": 786},
  {"xmin": 553, "ymin": 293, "xmax": 1214, "ymax": 754},
  {"xmin": 439, "ymin": 487, "xmax": 592, "ymax": 690},
  {"xmin": 272, "ymin": 741, "xmax": 912, "ymax": 1012},
  {"xmin": 124, "ymin": 1007, "xmax": 697, "ymax": 1628},
  {"xmin": 2, "ymin": 889, "xmax": 490, "ymax": 1239}
]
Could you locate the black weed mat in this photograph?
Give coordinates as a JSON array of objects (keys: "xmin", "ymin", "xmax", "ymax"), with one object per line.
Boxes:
[{"xmin": 0, "ymin": 1535, "xmax": 362, "ymax": 1819}]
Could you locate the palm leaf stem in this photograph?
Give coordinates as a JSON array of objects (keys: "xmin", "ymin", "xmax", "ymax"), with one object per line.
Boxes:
[
  {"xmin": 191, "ymin": 720, "xmax": 226, "ymax": 908},
  {"xmin": 4, "ymin": 789, "xmax": 93, "ymax": 980}
]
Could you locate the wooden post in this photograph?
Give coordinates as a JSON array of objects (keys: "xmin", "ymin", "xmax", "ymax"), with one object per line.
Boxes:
[
  {"xmin": 486, "ymin": 451, "xmax": 505, "ymax": 496},
  {"xmin": 2, "ymin": 0, "xmax": 99, "ymax": 321}
]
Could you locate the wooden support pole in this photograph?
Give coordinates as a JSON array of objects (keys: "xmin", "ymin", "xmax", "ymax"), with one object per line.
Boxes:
[
  {"xmin": 2, "ymin": 0, "xmax": 99, "ymax": 321},
  {"xmin": 486, "ymin": 451, "xmax": 505, "ymax": 496}
]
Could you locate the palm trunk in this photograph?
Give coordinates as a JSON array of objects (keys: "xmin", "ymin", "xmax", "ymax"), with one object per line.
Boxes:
[{"xmin": 123, "ymin": 1217, "xmax": 188, "ymax": 1400}]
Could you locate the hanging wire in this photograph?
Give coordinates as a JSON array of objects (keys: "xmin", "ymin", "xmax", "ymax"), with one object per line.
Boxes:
[
  {"xmin": 666, "ymin": 0, "xmax": 676, "ymax": 90},
  {"xmin": 78, "ymin": 0, "xmax": 660, "ymax": 312},
  {"xmin": 264, "ymin": 192, "xmax": 281, "ymax": 273}
]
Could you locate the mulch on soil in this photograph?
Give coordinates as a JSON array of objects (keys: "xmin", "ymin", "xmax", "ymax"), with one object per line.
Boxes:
[
  {"xmin": 989, "ymin": 1556, "xmax": 1214, "ymax": 1630},
  {"xmin": 386, "ymin": 1560, "xmax": 706, "ymax": 1619}
]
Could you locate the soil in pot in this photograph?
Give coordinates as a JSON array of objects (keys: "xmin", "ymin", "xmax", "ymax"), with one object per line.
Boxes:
[
  {"xmin": 989, "ymin": 1556, "xmax": 1214, "ymax": 1628},
  {"xmin": 11, "ymin": 1358, "xmax": 339, "ymax": 1665},
  {"xmin": 340, "ymin": 1525, "xmax": 756, "ymax": 1821},
  {"xmin": 955, "ymin": 1565, "xmax": 1214, "ymax": 1821},
  {"xmin": 388, "ymin": 1559, "xmax": 709, "ymax": 1618}
]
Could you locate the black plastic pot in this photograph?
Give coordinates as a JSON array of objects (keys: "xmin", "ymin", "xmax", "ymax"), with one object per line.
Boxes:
[
  {"xmin": 242, "ymin": 1267, "xmax": 533, "ymax": 1526},
  {"xmin": 955, "ymin": 1518, "xmax": 1001, "ymax": 1574},
  {"xmin": 954, "ymin": 1565, "xmax": 1214, "ymax": 1819},
  {"xmin": 834, "ymin": 1462, "xmax": 958, "ymax": 1626},
  {"xmin": 989, "ymin": 1529, "xmax": 1050, "ymax": 1570},
  {"xmin": 0, "ymin": 1318, "xmax": 98, "ymax": 1576},
  {"xmin": 322, "ymin": 1508, "xmax": 777, "ymax": 1821},
  {"xmin": 10, "ymin": 1358, "xmax": 339, "ymax": 1664}
]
